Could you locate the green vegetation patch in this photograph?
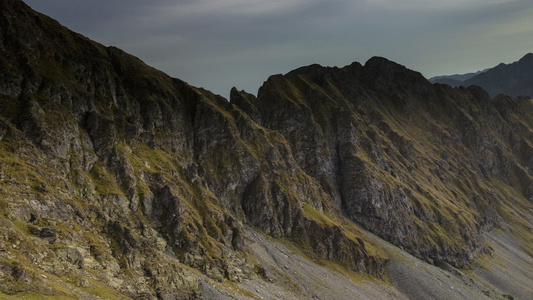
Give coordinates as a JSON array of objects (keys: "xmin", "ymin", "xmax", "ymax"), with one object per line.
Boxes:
[{"xmin": 88, "ymin": 162, "xmax": 122, "ymax": 196}]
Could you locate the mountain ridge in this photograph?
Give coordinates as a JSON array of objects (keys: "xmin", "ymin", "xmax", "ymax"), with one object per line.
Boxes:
[
  {"xmin": 0, "ymin": 0, "xmax": 532, "ymax": 299},
  {"xmin": 430, "ymin": 53, "xmax": 533, "ymax": 98}
]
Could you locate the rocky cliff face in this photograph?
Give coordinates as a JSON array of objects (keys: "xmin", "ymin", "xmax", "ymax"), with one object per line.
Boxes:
[
  {"xmin": 233, "ymin": 58, "xmax": 533, "ymax": 269},
  {"xmin": 0, "ymin": 0, "xmax": 532, "ymax": 299},
  {"xmin": 0, "ymin": 1, "xmax": 387, "ymax": 298}
]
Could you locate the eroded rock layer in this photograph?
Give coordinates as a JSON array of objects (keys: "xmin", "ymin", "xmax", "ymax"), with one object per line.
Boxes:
[{"xmin": 0, "ymin": 0, "xmax": 532, "ymax": 299}]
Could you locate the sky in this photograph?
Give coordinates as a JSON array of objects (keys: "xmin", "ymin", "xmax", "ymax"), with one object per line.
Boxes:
[{"xmin": 24, "ymin": 0, "xmax": 533, "ymax": 98}]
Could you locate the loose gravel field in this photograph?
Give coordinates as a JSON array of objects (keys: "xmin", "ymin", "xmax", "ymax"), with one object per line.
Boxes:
[{"xmin": 201, "ymin": 226, "xmax": 532, "ymax": 299}]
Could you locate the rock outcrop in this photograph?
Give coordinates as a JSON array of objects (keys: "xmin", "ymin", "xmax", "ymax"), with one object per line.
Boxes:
[
  {"xmin": 0, "ymin": 1, "xmax": 387, "ymax": 298},
  {"xmin": 0, "ymin": 0, "xmax": 532, "ymax": 299},
  {"xmin": 232, "ymin": 57, "xmax": 533, "ymax": 268}
]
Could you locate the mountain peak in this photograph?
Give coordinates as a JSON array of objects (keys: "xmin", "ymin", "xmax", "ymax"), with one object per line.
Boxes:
[
  {"xmin": 520, "ymin": 52, "xmax": 533, "ymax": 61},
  {"xmin": 463, "ymin": 53, "xmax": 533, "ymax": 97},
  {"xmin": 430, "ymin": 53, "xmax": 533, "ymax": 98},
  {"xmin": 364, "ymin": 56, "xmax": 397, "ymax": 67},
  {"xmin": 360, "ymin": 56, "xmax": 431, "ymax": 95},
  {"xmin": 1, "ymin": 2, "xmax": 532, "ymax": 299}
]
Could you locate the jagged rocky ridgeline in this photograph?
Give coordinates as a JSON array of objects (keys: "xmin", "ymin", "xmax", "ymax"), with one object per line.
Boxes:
[{"xmin": 0, "ymin": 0, "xmax": 532, "ymax": 299}]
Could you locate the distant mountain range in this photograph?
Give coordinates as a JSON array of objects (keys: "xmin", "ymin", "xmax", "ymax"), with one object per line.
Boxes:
[
  {"xmin": 429, "ymin": 69, "xmax": 488, "ymax": 83},
  {"xmin": 430, "ymin": 53, "xmax": 533, "ymax": 98}
]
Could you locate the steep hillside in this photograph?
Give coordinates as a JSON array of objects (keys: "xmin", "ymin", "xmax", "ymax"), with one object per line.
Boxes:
[
  {"xmin": 0, "ymin": 1, "xmax": 387, "ymax": 298},
  {"xmin": 430, "ymin": 53, "xmax": 533, "ymax": 98},
  {"xmin": 233, "ymin": 57, "xmax": 533, "ymax": 268},
  {"xmin": 0, "ymin": 0, "xmax": 532, "ymax": 299}
]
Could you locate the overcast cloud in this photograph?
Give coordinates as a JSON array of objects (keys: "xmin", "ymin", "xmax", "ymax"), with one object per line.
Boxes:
[{"xmin": 24, "ymin": 0, "xmax": 533, "ymax": 97}]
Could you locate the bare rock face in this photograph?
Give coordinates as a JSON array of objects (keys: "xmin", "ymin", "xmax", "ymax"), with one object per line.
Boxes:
[
  {"xmin": 0, "ymin": 1, "xmax": 388, "ymax": 298},
  {"xmin": 1, "ymin": 1, "xmax": 532, "ymax": 299},
  {"xmin": 233, "ymin": 57, "xmax": 533, "ymax": 269}
]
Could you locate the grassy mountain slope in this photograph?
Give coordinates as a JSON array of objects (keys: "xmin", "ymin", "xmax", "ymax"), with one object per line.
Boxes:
[
  {"xmin": 0, "ymin": 0, "xmax": 532, "ymax": 299},
  {"xmin": 233, "ymin": 58, "xmax": 533, "ymax": 271},
  {"xmin": 0, "ymin": 1, "xmax": 387, "ymax": 298}
]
